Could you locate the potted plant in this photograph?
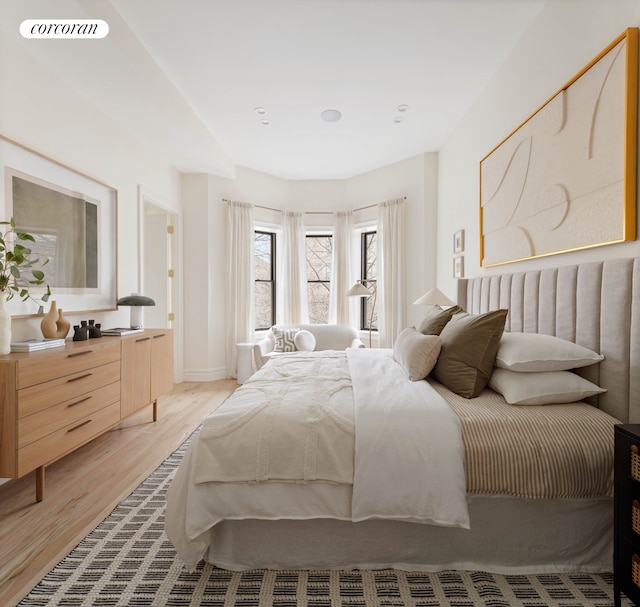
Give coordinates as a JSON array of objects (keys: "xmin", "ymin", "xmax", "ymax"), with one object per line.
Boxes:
[{"xmin": 0, "ymin": 217, "xmax": 51, "ymax": 354}]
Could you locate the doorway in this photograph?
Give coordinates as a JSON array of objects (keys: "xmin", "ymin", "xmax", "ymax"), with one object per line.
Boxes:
[{"xmin": 138, "ymin": 188, "xmax": 183, "ymax": 382}]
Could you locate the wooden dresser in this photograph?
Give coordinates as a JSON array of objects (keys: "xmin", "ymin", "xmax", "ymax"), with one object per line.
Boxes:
[
  {"xmin": 0, "ymin": 329, "xmax": 173, "ymax": 501},
  {"xmin": 614, "ymin": 424, "xmax": 640, "ymax": 607}
]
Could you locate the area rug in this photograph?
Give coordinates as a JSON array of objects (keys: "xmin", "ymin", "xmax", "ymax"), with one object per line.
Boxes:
[{"xmin": 18, "ymin": 432, "xmax": 630, "ymax": 607}]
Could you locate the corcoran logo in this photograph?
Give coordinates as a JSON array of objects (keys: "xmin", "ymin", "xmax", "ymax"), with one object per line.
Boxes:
[{"xmin": 20, "ymin": 19, "xmax": 109, "ymax": 39}]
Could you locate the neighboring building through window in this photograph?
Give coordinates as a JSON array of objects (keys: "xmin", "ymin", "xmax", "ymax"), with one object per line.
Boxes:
[
  {"xmin": 306, "ymin": 234, "xmax": 332, "ymax": 324},
  {"xmin": 254, "ymin": 230, "xmax": 276, "ymax": 330},
  {"xmin": 361, "ymin": 230, "xmax": 377, "ymax": 331}
]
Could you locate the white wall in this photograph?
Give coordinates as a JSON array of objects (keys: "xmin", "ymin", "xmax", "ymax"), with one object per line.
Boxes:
[
  {"xmin": 0, "ymin": 31, "xmax": 182, "ymax": 348},
  {"xmin": 346, "ymin": 153, "xmax": 438, "ymax": 329},
  {"xmin": 437, "ymin": 0, "xmax": 640, "ymax": 298}
]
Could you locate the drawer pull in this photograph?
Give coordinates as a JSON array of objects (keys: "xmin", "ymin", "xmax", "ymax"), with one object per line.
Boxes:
[
  {"xmin": 67, "ymin": 373, "xmax": 92, "ymax": 383},
  {"xmin": 136, "ymin": 337, "xmax": 151, "ymax": 343},
  {"xmin": 67, "ymin": 419, "xmax": 92, "ymax": 433},
  {"xmin": 632, "ymin": 445, "xmax": 640, "ymax": 482},
  {"xmin": 67, "ymin": 396, "xmax": 91, "ymax": 408},
  {"xmin": 67, "ymin": 350, "xmax": 93, "ymax": 358},
  {"xmin": 153, "ymin": 333, "xmax": 166, "ymax": 339}
]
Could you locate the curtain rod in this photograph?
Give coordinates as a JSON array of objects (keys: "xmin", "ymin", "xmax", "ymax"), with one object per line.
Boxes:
[{"xmin": 222, "ymin": 195, "xmax": 406, "ymax": 214}]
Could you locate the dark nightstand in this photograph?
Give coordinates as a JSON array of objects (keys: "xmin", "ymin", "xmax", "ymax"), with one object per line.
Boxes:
[{"xmin": 614, "ymin": 424, "xmax": 640, "ymax": 607}]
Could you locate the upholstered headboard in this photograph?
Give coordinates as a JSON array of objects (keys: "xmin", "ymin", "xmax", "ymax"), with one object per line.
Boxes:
[{"xmin": 457, "ymin": 257, "xmax": 640, "ymax": 423}]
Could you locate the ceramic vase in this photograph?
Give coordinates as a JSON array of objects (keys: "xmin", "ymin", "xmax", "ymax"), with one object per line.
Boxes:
[
  {"xmin": 41, "ymin": 300, "xmax": 59, "ymax": 339},
  {"xmin": 56, "ymin": 308, "xmax": 71, "ymax": 339},
  {"xmin": 0, "ymin": 291, "xmax": 11, "ymax": 355}
]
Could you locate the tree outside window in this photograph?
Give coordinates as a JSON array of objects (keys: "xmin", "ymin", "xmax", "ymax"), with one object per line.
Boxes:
[
  {"xmin": 306, "ymin": 234, "xmax": 332, "ymax": 324},
  {"xmin": 254, "ymin": 230, "xmax": 275, "ymax": 330},
  {"xmin": 361, "ymin": 230, "xmax": 377, "ymax": 331}
]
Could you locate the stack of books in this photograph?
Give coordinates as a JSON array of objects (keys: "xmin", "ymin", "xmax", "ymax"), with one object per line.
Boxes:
[
  {"xmin": 101, "ymin": 327, "xmax": 144, "ymax": 336},
  {"xmin": 10, "ymin": 338, "xmax": 67, "ymax": 352}
]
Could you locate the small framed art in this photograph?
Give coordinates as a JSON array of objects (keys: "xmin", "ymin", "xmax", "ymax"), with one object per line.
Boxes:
[
  {"xmin": 453, "ymin": 229, "xmax": 464, "ymax": 254},
  {"xmin": 453, "ymin": 256, "xmax": 464, "ymax": 278}
]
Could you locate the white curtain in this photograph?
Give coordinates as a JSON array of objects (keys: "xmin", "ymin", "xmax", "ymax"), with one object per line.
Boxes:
[
  {"xmin": 225, "ymin": 200, "xmax": 255, "ymax": 378},
  {"xmin": 377, "ymin": 198, "xmax": 405, "ymax": 348},
  {"xmin": 279, "ymin": 211, "xmax": 308, "ymax": 324},
  {"xmin": 329, "ymin": 211, "xmax": 355, "ymax": 325}
]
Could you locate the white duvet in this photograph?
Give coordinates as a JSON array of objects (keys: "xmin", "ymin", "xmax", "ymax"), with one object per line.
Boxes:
[{"xmin": 166, "ymin": 348, "xmax": 469, "ymax": 570}]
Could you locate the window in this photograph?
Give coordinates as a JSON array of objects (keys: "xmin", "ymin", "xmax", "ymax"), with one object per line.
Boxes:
[
  {"xmin": 254, "ymin": 230, "xmax": 276, "ymax": 330},
  {"xmin": 361, "ymin": 230, "xmax": 377, "ymax": 331},
  {"xmin": 306, "ymin": 234, "xmax": 332, "ymax": 324}
]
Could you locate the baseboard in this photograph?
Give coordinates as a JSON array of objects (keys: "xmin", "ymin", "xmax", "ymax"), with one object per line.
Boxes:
[{"xmin": 182, "ymin": 366, "xmax": 228, "ymax": 382}]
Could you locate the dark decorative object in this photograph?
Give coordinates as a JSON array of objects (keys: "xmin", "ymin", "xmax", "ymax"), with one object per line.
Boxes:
[
  {"xmin": 88, "ymin": 320, "xmax": 102, "ymax": 339},
  {"xmin": 73, "ymin": 322, "xmax": 89, "ymax": 341}
]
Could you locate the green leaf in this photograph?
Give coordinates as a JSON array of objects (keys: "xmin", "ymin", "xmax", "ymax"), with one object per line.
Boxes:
[{"xmin": 31, "ymin": 270, "xmax": 45, "ymax": 280}]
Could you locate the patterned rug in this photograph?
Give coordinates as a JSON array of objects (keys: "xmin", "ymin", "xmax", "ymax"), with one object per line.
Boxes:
[{"xmin": 18, "ymin": 432, "xmax": 631, "ymax": 607}]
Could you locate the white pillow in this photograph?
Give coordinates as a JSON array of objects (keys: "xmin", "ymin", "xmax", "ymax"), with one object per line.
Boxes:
[
  {"xmin": 294, "ymin": 330, "xmax": 316, "ymax": 352},
  {"xmin": 495, "ymin": 332, "xmax": 604, "ymax": 372},
  {"xmin": 393, "ymin": 327, "xmax": 442, "ymax": 381},
  {"xmin": 489, "ymin": 367, "xmax": 606, "ymax": 405}
]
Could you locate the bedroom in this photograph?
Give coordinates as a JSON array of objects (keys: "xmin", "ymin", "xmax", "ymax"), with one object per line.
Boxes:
[{"xmin": 2, "ymin": 0, "xmax": 640, "ymax": 605}]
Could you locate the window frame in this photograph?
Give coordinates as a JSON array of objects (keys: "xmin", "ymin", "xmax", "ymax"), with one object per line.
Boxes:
[
  {"xmin": 305, "ymin": 232, "xmax": 333, "ymax": 325},
  {"xmin": 360, "ymin": 229, "xmax": 377, "ymax": 332},
  {"xmin": 254, "ymin": 229, "xmax": 276, "ymax": 331}
]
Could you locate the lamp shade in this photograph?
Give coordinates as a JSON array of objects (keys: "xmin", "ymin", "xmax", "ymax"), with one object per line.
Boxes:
[
  {"xmin": 412, "ymin": 287, "xmax": 455, "ymax": 307},
  {"xmin": 117, "ymin": 295, "xmax": 156, "ymax": 307},
  {"xmin": 346, "ymin": 282, "xmax": 372, "ymax": 297}
]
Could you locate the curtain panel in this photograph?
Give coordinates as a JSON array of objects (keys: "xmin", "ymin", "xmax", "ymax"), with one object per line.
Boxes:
[
  {"xmin": 378, "ymin": 198, "xmax": 405, "ymax": 348},
  {"xmin": 329, "ymin": 210, "xmax": 355, "ymax": 325},
  {"xmin": 279, "ymin": 211, "xmax": 308, "ymax": 324},
  {"xmin": 225, "ymin": 200, "xmax": 255, "ymax": 378}
]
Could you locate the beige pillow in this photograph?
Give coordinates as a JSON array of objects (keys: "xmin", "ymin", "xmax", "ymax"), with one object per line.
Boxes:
[
  {"xmin": 393, "ymin": 328, "xmax": 442, "ymax": 381},
  {"xmin": 432, "ymin": 309, "xmax": 508, "ymax": 398},
  {"xmin": 417, "ymin": 305, "xmax": 464, "ymax": 335}
]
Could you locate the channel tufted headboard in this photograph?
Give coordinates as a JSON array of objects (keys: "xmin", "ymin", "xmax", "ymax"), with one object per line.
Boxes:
[{"xmin": 457, "ymin": 257, "xmax": 640, "ymax": 424}]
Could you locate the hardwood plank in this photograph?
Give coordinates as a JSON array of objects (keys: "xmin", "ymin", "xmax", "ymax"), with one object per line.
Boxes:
[{"xmin": 0, "ymin": 379, "xmax": 237, "ymax": 607}]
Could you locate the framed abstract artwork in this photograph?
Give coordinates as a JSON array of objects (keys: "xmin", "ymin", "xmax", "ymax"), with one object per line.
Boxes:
[
  {"xmin": 480, "ymin": 28, "xmax": 638, "ymax": 267},
  {"xmin": 453, "ymin": 256, "xmax": 464, "ymax": 279},
  {"xmin": 1, "ymin": 136, "xmax": 118, "ymax": 317},
  {"xmin": 453, "ymin": 229, "xmax": 464, "ymax": 254}
]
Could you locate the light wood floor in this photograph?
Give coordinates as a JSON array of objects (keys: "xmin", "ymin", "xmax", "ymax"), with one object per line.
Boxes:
[{"xmin": 0, "ymin": 379, "xmax": 237, "ymax": 607}]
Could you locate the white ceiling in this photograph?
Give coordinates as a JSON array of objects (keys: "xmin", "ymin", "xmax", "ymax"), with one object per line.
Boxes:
[{"xmin": 3, "ymin": 0, "xmax": 547, "ymax": 180}]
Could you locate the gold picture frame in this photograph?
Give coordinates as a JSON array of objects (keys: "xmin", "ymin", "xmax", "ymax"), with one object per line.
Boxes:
[{"xmin": 480, "ymin": 28, "xmax": 638, "ymax": 267}]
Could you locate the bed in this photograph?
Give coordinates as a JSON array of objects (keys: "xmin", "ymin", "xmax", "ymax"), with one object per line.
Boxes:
[{"xmin": 166, "ymin": 256, "xmax": 640, "ymax": 573}]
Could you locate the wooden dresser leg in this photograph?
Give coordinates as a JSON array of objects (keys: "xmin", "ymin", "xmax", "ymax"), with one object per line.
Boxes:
[
  {"xmin": 152, "ymin": 399, "xmax": 158, "ymax": 422},
  {"xmin": 35, "ymin": 466, "xmax": 45, "ymax": 502}
]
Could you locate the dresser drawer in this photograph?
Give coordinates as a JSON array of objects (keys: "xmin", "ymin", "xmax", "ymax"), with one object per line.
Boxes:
[
  {"xmin": 18, "ymin": 360, "xmax": 121, "ymax": 417},
  {"xmin": 19, "ymin": 381, "xmax": 120, "ymax": 448},
  {"xmin": 16, "ymin": 341, "xmax": 120, "ymax": 389},
  {"xmin": 17, "ymin": 401, "xmax": 120, "ymax": 476}
]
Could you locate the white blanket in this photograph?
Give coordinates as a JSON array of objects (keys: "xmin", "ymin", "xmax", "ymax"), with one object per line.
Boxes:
[
  {"xmin": 166, "ymin": 348, "xmax": 469, "ymax": 569},
  {"xmin": 348, "ymin": 348, "xmax": 469, "ymax": 528}
]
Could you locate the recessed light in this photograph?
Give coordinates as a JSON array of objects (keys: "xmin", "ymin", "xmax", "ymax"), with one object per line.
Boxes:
[
  {"xmin": 397, "ymin": 104, "xmax": 409, "ymax": 112},
  {"xmin": 255, "ymin": 107, "xmax": 267, "ymax": 115},
  {"xmin": 260, "ymin": 119, "xmax": 270, "ymax": 126},
  {"xmin": 394, "ymin": 116, "xmax": 404, "ymax": 123},
  {"xmin": 321, "ymin": 109, "xmax": 342, "ymax": 122}
]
